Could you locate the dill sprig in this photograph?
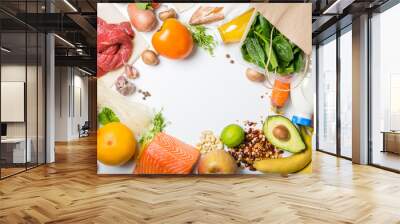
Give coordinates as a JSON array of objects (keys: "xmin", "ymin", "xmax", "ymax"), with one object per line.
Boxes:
[{"xmin": 189, "ymin": 25, "xmax": 217, "ymax": 56}]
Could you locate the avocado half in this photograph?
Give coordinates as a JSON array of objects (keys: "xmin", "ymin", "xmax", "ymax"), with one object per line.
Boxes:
[{"xmin": 263, "ymin": 115, "xmax": 306, "ymax": 153}]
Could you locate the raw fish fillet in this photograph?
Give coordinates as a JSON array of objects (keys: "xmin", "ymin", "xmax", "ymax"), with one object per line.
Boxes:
[{"xmin": 135, "ymin": 133, "xmax": 200, "ymax": 174}]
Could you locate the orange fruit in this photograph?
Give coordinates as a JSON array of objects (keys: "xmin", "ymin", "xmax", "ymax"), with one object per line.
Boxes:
[
  {"xmin": 97, "ymin": 122, "xmax": 136, "ymax": 166},
  {"xmin": 152, "ymin": 18, "xmax": 193, "ymax": 59}
]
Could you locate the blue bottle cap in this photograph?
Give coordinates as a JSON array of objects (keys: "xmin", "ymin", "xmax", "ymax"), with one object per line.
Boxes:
[{"xmin": 291, "ymin": 115, "xmax": 312, "ymax": 127}]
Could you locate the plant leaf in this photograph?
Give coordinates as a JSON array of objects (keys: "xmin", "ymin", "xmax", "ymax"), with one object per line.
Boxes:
[
  {"xmin": 135, "ymin": 3, "xmax": 152, "ymax": 10},
  {"xmin": 273, "ymin": 35, "xmax": 294, "ymax": 63},
  {"xmin": 277, "ymin": 62, "xmax": 295, "ymax": 75},
  {"xmin": 241, "ymin": 44, "xmax": 252, "ymax": 63},
  {"xmin": 294, "ymin": 52, "xmax": 304, "ymax": 73},
  {"xmin": 254, "ymin": 31, "xmax": 278, "ymax": 70},
  {"xmin": 139, "ymin": 110, "xmax": 167, "ymax": 145},
  {"xmin": 246, "ymin": 37, "xmax": 265, "ymax": 68},
  {"xmin": 189, "ymin": 25, "xmax": 217, "ymax": 56},
  {"xmin": 98, "ymin": 107, "xmax": 120, "ymax": 126},
  {"xmin": 258, "ymin": 15, "xmax": 271, "ymax": 38}
]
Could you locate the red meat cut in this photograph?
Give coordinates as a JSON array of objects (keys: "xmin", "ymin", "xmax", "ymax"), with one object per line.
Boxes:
[{"xmin": 97, "ymin": 18, "xmax": 134, "ymax": 77}]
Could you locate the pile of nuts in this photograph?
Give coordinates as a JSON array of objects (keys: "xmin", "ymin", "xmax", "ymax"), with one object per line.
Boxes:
[
  {"xmin": 229, "ymin": 126, "xmax": 282, "ymax": 171},
  {"xmin": 196, "ymin": 130, "xmax": 223, "ymax": 154}
]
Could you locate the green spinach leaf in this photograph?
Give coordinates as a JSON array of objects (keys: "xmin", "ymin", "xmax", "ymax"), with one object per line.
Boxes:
[
  {"xmin": 241, "ymin": 13, "xmax": 305, "ymax": 75},
  {"xmin": 278, "ymin": 62, "xmax": 295, "ymax": 75},
  {"xmin": 258, "ymin": 15, "xmax": 271, "ymax": 38},
  {"xmin": 293, "ymin": 46, "xmax": 301, "ymax": 55},
  {"xmin": 254, "ymin": 31, "xmax": 278, "ymax": 70},
  {"xmin": 241, "ymin": 44, "xmax": 252, "ymax": 63},
  {"xmin": 294, "ymin": 52, "xmax": 304, "ymax": 73},
  {"xmin": 273, "ymin": 35, "xmax": 294, "ymax": 63},
  {"xmin": 245, "ymin": 37, "xmax": 265, "ymax": 68}
]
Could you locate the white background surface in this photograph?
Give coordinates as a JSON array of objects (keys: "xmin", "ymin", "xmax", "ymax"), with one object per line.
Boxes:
[{"xmin": 98, "ymin": 3, "xmax": 301, "ymax": 174}]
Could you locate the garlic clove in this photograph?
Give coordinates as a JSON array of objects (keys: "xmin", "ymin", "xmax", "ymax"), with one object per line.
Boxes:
[
  {"xmin": 125, "ymin": 64, "xmax": 139, "ymax": 79},
  {"xmin": 115, "ymin": 75, "xmax": 136, "ymax": 96}
]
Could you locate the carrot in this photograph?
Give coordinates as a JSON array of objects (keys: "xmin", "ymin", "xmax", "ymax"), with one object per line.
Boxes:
[{"xmin": 271, "ymin": 79, "xmax": 290, "ymax": 111}]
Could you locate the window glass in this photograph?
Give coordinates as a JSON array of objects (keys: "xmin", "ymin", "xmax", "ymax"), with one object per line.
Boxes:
[
  {"xmin": 1, "ymin": 30, "xmax": 28, "ymax": 178},
  {"xmin": 371, "ymin": 3, "xmax": 400, "ymax": 171},
  {"xmin": 339, "ymin": 29, "xmax": 352, "ymax": 158},
  {"xmin": 0, "ymin": 0, "xmax": 46, "ymax": 179},
  {"xmin": 318, "ymin": 36, "xmax": 337, "ymax": 154},
  {"xmin": 27, "ymin": 31, "xmax": 38, "ymax": 169}
]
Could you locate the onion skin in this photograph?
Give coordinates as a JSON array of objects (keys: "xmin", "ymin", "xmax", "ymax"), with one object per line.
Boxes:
[
  {"xmin": 127, "ymin": 3, "xmax": 157, "ymax": 32},
  {"xmin": 246, "ymin": 68, "xmax": 265, "ymax": 82},
  {"xmin": 159, "ymin": 8, "xmax": 177, "ymax": 21},
  {"xmin": 141, "ymin": 50, "xmax": 159, "ymax": 65}
]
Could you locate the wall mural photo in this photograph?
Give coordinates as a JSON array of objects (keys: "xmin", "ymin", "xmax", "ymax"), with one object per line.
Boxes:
[{"xmin": 97, "ymin": 2, "xmax": 313, "ymax": 175}]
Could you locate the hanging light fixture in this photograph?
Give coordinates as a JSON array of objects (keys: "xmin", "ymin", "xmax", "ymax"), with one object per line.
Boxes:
[
  {"xmin": 63, "ymin": 0, "xmax": 78, "ymax": 12},
  {"xmin": 1, "ymin": 47, "xmax": 11, "ymax": 53},
  {"xmin": 54, "ymin": 34, "xmax": 75, "ymax": 48}
]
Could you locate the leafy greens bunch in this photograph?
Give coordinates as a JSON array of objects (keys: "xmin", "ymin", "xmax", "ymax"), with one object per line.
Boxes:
[{"xmin": 241, "ymin": 13, "xmax": 304, "ymax": 75}]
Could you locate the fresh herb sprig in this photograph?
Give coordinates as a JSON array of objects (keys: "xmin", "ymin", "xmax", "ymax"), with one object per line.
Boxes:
[
  {"xmin": 139, "ymin": 110, "xmax": 167, "ymax": 145},
  {"xmin": 189, "ymin": 25, "xmax": 217, "ymax": 56}
]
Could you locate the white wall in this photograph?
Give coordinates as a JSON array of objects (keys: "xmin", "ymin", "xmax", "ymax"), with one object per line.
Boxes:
[
  {"xmin": 54, "ymin": 67, "xmax": 89, "ymax": 141},
  {"xmin": 72, "ymin": 73, "xmax": 89, "ymax": 138},
  {"xmin": 1, "ymin": 64, "xmax": 46, "ymax": 164},
  {"xmin": 1, "ymin": 65, "xmax": 26, "ymax": 138},
  {"xmin": 55, "ymin": 66, "xmax": 69, "ymax": 141},
  {"xmin": 1, "ymin": 65, "xmax": 41, "ymax": 137}
]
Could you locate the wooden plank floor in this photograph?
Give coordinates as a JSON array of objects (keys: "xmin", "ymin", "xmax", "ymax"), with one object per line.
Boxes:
[{"xmin": 1, "ymin": 136, "xmax": 400, "ymax": 224}]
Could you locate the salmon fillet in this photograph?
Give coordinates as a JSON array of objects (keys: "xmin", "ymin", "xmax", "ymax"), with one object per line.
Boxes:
[{"xmin": 135, "ymin": 133, "xmax": 200, "ymax": 174}]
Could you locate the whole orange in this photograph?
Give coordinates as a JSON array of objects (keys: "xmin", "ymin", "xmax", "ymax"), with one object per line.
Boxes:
[
  {"xmin": 97, "ymin": 122, "xmax": 136, "ymax": 166},
  {"xmin": 152, "ymin": 18, "xmax": 193, "ymax": 59}
]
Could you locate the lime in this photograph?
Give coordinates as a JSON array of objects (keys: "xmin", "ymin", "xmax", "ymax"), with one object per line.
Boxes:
[{"xmin": 220, "ymin": 124, "xmax": 245, "ymax": 148}]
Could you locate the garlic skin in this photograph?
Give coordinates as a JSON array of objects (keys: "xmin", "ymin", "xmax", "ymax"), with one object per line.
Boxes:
[
  {"xmin": 115, "ymin": 75, "xmax": 136, "ymax": 96},
  {"xmin": 125, "ymin": 64, "xmax": 139, "ymax": 80}
]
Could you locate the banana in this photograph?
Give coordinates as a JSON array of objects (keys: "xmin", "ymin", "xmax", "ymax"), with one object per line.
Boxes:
[
  {"xmin": 254, "ymin": 127, "xmax": 312, "ymax": 174},
  {"xmin": 297, "ymin": 161, "xmax": 312, "ymax": 174}
]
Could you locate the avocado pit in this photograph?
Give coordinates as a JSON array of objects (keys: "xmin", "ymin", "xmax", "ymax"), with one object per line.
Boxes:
[{"xmin": 272, "ymin": 125, "xmax": 290, "ymax": 141}]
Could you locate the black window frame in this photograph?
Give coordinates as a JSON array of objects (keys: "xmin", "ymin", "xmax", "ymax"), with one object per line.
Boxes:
[{"xmin": 0, "ymin": 0, "xmax": 47, "ymax": 180}]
